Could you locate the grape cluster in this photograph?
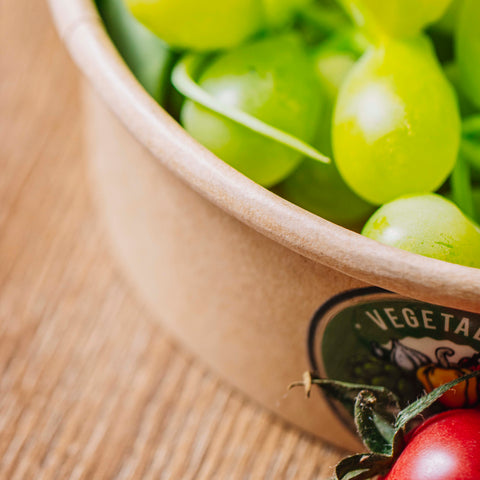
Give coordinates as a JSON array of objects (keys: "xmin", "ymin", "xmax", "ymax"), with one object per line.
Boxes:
[{"xmin": 97, "ymin": 0, "xmax": 480, "ymax": 267}]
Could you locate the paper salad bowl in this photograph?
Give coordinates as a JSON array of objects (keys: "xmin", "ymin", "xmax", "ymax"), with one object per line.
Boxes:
[{"xmin": 48, "ymin": 0, "xmax": 480, "ymax": 450}]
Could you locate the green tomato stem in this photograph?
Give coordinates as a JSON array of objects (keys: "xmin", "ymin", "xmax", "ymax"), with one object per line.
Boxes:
[{"xmin": 171, "ymin": 54, "xmax": 331, "ymax": 164}]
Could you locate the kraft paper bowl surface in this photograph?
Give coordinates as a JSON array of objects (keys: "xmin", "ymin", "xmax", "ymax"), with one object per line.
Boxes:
[{"xmin": 48, "ymin": 0, "xmax": 480, "ymax": 450}]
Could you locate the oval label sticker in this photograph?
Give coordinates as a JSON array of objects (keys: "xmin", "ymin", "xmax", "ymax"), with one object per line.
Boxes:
[{"xmin": 308, "ymin": 287, "xmax": 480, "ymax": 418}]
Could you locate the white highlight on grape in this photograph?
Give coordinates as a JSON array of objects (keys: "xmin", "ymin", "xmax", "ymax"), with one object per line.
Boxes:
[{"xmin": 352, "ymin": 82, "xmax": 405, "ymax": 143}]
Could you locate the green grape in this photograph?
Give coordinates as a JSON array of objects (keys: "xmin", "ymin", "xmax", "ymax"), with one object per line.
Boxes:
[
  {"xmin": 181, "ymin": 35, "xmax": 322, "ymax": 187},
  {"xmin": 126, "ymin": 0, "xmax": 262, "ymax": 51},
  {"xmin": 333, "ymin": 36, "xmax": 460, "ymax": 205},
  {"xmin": 277, "ymin": 158, "xmax": 374, "ymax": 227},
  {"xmin": 344, "ymin": 0, "xmax": 454, "ymax": 38},
  {"xmin": 362, "ymin": 194, "xmax": 480, "ymax": 268},
  {"xmin": 457, "ymin": 0, "xmax": 480, "ymax": 109},
  {"xmin": 311, "ymin": 33, "xmax": 366, "ymax": 156},
  {"xmin": 97, "ymin": 0, "xmax": 172, "ymax": 102},
  {"xmin": 278, "ymin": 36, "xmax": 373, "ymax": 227},
  {"xmin": 125, "ymin": 0, "xmax": 312, "ymax": 51}
]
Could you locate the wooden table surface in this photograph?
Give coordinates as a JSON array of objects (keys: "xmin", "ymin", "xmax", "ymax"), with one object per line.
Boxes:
[{"xmin": 0, "ymin": 1, "xmax": 345, "ymax": 478}]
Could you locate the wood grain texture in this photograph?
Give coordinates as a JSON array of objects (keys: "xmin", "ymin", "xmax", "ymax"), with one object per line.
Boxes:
[{"xmin": 0, "ymin": 0, "xmax": 344, "ymax": 478}]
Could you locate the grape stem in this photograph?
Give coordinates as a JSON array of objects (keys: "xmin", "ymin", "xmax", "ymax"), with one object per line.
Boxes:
[
  {"xmin": 452, "ymin": 114, "xmax": 480, "ymax": 219},
  {"xmin": 451, "ymin": 149, "xmax": 475, "ymax": 219},
  {"xmin": 461, "ymin": 138, "xmax": 480, "ymax": 171},
  {"xmin": 461, "ymin": 115, "xmax": 480, "ymax": 170}
]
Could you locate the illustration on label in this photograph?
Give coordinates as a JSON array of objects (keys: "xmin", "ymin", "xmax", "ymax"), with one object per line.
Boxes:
[{"xmin": 308, "ymin": 287, "xmax": 480, "ymax": 418}]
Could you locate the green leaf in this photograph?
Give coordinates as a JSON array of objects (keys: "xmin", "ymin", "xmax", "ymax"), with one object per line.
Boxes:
[
  {"xmin": 292, "ymin": 371, "xmax": 480, "ymax": 480},
  {"xmin": 335, "ymin": 453, "xmax": 392, "ymax": 480},
  {"xmin": 171, "ymin": 54, "xmax": 331, "ymax": 164},
  {"xmin": 394, "ymin": 369, "xmax": 480, "ymax": 433},
  {"xmin": 354, "ymin": 390, "xmax": 394, "ymax": 455},
  {"xmin": 309, "ymin": 377, "xmax": 401, "ymax": 408},
  {"xmin": 289, "ymin": 373, "xmax": 400, "ymax": 455}
]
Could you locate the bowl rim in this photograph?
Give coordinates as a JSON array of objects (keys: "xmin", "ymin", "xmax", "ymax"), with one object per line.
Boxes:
[{"xmin": 47, "ymin": 0, "xmax": 480, "ymax": 313}]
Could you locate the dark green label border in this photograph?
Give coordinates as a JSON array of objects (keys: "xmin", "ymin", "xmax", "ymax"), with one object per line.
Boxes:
[{"xmin": 308, "ymin": 286, "xmax": 388, "ymax": 373}]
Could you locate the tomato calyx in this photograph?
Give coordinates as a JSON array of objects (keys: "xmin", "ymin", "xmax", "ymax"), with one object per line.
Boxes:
[{"xmin": 289, "ymin": 370, "xmax": 480, "ymax": 480}]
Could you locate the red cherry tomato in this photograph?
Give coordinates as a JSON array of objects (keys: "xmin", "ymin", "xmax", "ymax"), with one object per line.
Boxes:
[{"xmin": 381, "ymin": 409, "xmax": 480, "ymax": 480}]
